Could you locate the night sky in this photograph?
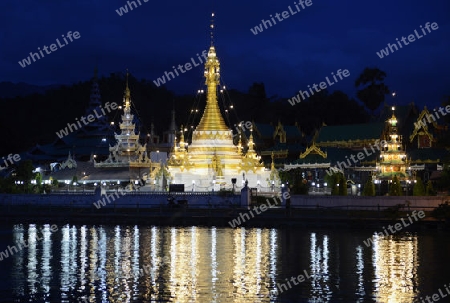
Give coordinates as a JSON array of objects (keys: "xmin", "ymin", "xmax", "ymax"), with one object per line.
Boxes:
[{"xmin": 1, "ymin": 0, "xmax": 449, "ymax": 109}]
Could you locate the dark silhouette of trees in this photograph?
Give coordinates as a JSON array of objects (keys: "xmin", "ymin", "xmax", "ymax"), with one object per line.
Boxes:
[
  {"xmin": 1, "ymin": 74, "xmax": 372, "ymax": 156},
  {"xmin": 413, "ymin": 177, "xmax": 426, "ymax": 196},
  {"xmin": 355, "ymin": 67, "xmax": 390, "ymax": 114}
]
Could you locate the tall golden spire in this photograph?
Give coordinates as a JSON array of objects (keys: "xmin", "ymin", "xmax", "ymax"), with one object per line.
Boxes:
[
  {"xmin": 195, "ymin": 13, "xmax": 229, "ymax": 132},
  {"xmin": 124, "ymin": 70, "xmax": 131, "ymax": 106},
  {"xmin": 210, "ymin": 12, "xmax": 215, "ymax": 46},
  {"xmin": 179, "ymin": 125, "xmax": 186, "ymax": 152}
]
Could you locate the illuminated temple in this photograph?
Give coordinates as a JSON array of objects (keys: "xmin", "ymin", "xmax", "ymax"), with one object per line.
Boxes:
[
  {"xmin": 376, "ymin": 107, "xmax": 409, "ymax": 180},
  {"xmin": 166, "ymin": 43, "xmax": 276, "ymax": 191},
  {"xmin": 94, "ymin": 75, "xmax": 153, "ymax": 183}
]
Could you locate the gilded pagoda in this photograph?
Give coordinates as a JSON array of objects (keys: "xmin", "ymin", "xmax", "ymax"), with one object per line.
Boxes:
[
  {"xmin": 376, "ymin": 107, "xmax": 409, "ymax": 180},
  {"xmin": 166, "ymin": 18, "xmax": 276, "ymax": 191}
]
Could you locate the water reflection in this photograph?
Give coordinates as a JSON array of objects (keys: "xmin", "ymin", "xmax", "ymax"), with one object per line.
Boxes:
[
  {"xmin": 309, "ymin": 233, "xmax": 332, "ymax": 302},
  {"xmin": 372, "ymin": 233, "xmax": 419, "ymax": 303},
  {"xmin": 6, "ymin": 224, "xmax": 426, "ymax": 302}
]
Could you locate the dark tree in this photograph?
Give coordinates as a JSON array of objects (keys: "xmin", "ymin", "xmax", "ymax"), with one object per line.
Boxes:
[
  {"xmin": 389, "ymin": 175, "xmax": 402, "ymax": 196},
  {"xmin": 355, "ymin": 67, "xmax": 390, "ymax": 114},
  {"xmin": 413, "ymin": 176, "xmax": 425, "ymax": 196},
  {"xmin": 362, "ymin": 176, "xmax": 375, "ymax": 196},
  {"xmin": 279, "ymin": 168, "xmax": 308, "ymax": 195}
]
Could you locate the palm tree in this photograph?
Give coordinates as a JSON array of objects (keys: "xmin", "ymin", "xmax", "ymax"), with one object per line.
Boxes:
[{"xmin": 355, "ymin": 67, "xmax": 390, "ymax": 115}]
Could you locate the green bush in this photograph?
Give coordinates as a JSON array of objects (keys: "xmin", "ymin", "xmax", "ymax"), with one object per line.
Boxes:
[
  {"xmin": 426, "ymin": 180, "xmax": 435, "ymax": 196},
  {"xmin": 279, "ymin": 167, "xmax": 308, "ymax": 195},
  {"xmin": 326, "ymin": 172, "xmax": 347, "ymax": 196},
  {"xmin": 389, "ymin": 175, "xmax": 402, "ymax": 196},
  {"xmin": 362, "ymin": 177, "xmax": 375, "ymax": 196},
  {"xmin": 431, "ymin": 201, "xmax": 450, "ymax": 220},
  {"xmin": 339, "ymin": 174, "xmax": 347, "ymax": 196},
  {"xmin": 413, "ymin": 177, "xmax": 425, "ymax": 196}
]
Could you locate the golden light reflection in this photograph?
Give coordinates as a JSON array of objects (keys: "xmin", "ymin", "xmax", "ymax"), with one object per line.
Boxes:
[
  {"xmin": 211, "ymin": 227, "xmax": 218, "ymax": 303},
  {"xmin": 88, "ymin": 226, "xmax": 98, "ymax": 302},
  {"xmin": 372, "ymin": 233, "xmax": 419, "ymax": 303},
  {"xmin": 231, "ymin": 228, "xmax": 272, "ymax": 302}
]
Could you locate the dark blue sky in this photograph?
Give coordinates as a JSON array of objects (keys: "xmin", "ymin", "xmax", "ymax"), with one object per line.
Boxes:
[{"xmin": 1, "ymin": 0, "xmax": 449, "ymax": 109}]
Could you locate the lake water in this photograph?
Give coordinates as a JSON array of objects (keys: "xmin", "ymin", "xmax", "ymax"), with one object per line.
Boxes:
[{"xmin": 0, "ymin": 223, "xmax": 449, "ymax": 303}]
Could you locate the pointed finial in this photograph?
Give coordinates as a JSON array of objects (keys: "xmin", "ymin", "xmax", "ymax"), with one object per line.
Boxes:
[
  {"xmin": 179, "ymin": 125, "xmax": 185, "ymax": 148},
  {"xmin": 271, "ymin": 152, "xmax": 275, "ymax": 170},
  {"xmin": 124, "ymin": 69, "xmax": 130, "ymax": 99},
  {"xmin": 210, "ymin": 12, "xmax": 215, "ymax": 46},
  {"xmin": 126, "ymin": 69, "xmax": 129, "ymax": 89}
]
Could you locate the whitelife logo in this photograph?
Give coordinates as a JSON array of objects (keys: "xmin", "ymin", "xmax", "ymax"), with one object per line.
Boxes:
[
  {"xmin": 376, "ymin": 22, "xmax": 439, "ymax": 59},
  {"xmin": 0, "ymin": 225, "xmax": 59, "ymax": 261},
  {"xmin": 362, "ymin": 211, "xmax": 425, "ymax": 248},
  {"xmin": 250, "ymin": 0, "xmax": 313, "ymax": 35},
  {"xmin": 115, "ymin": 0, "xmax": 149, "ymax": 16},
  {"xmin": 0, "ymin": 153, "xmax": 21, "ymax": 170},
  {"xmin": 325, "ymin": 140, "xmax": 386, "ymax": 176},
  {"xmin": 152, "ymin": 50, "xmax": 208, "ymax": 87},
  {"xmin": 228, "ymin": 195, "xmax": 285, "ymax": 228},
  {"xmin": 55, "ymin": 102, "xmax": 118, "ymax": 139},
  {"xmin": 268, "ymin": 269, "xmax": 313, "ymax": 298},
  {"xmin": 414, "ymin": 105, "xmax": 450, "ymax": 130},
  {"xmin": 18, "ymin": 31, "xmax": 81, "ymax": 68},
  {"xmin": 287, "ymin": 69, "xmax": 350, "ymax": 106}
]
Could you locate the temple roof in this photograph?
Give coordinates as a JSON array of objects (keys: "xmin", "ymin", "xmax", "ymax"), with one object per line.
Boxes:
[
  {"xmin": 408, "ymin": 148, "xmax": 450, "ymax": 163},
  {"xmin": 253, "ymin": 122, "xmax": 274, "ymax": 138},
  {"xmin": 42, "ymin": 161, "xmax": 145, "ymax": 182},
  {"xmin": 283, "ymin": 125, "xmax": 302, "ymax": 138},
  {"xmin": 25, "ymin": 131, "xmax": 113, "ymax": 162},
  {"xmin": 316, "ymin": 122, "xmax": 385, "ymax": 143}
]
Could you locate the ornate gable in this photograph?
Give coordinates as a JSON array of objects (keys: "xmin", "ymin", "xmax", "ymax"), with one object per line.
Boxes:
[{"xmin": 273, "ymin": 121, "xmax": 286, "ymax": 143}]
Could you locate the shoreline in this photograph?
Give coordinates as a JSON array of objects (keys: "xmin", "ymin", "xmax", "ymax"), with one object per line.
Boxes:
[{"xmin": 1, "ymin": 205, "xmax": 448, "ymax": 230}]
